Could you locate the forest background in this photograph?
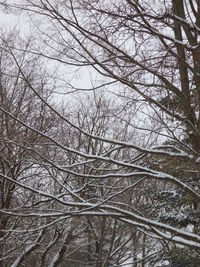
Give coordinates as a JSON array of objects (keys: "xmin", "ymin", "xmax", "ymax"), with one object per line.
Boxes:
[{"xmin": 0, "ymin": 1, "xmax": 200, "ymax": 266}]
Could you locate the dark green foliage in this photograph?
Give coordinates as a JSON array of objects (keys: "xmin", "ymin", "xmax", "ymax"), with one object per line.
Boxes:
[{"xmin": 167, "ymin": 247, "xmax": 200, "ymax": 267}]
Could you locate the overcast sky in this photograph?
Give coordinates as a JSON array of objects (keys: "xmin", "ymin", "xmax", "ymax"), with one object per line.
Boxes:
[{"xmin": 0, "ymin": 11, "xmax": 17, "ymax": 26}]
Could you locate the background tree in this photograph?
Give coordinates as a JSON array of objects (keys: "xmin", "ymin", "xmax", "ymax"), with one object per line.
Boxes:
[
  {"xmin": 0, "ymin": 0, "xmax": 200, "ymax": 266},
  {"xmin": 0, "ymin": 32, "xmax": 59, "ymax": 266}
]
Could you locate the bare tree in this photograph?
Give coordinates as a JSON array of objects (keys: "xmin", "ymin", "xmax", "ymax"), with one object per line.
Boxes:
[
  {"xmin": 0, "ymin": 32, "xmax": 60, "ymax": 266},
  {"xmin": 0, "ymin": 0, "xmax": 200, "ymax": 265}
]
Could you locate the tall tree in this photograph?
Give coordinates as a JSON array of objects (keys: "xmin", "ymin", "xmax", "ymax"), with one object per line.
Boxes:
[
  {"xmin": 0, "ymin": 0, "xmax": 200, "ymax": 265},
  {"xmin": 0, "ymin": 33, "xmax": 58, "ymax": 266}
]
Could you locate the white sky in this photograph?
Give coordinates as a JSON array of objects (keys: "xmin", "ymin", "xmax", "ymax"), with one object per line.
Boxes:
[
  {"xmin": 0, "ymin": 9, "xmax": 93, "ymax": 90},
  {"xmin": 0, "ymin": 11, "xmax": 19, "ymax": 27}
]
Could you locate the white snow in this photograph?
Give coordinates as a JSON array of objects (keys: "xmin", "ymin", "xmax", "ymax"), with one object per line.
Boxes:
[
  {"xmin": 196, "ymin": 156, "xmax": 200, "ymax": 163},
  {"xmin": 186, "ymin": 224, "xmax": 194, "ymax": 233}
]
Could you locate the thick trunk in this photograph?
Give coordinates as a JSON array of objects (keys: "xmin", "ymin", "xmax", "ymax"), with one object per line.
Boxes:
[
  {"xmin": 173, "ymin": 0, "xmax": 200, "ymax": 152},
  {"xmin": 96, "ymin": 217, "xmax": 107, "ymax": 267}
]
